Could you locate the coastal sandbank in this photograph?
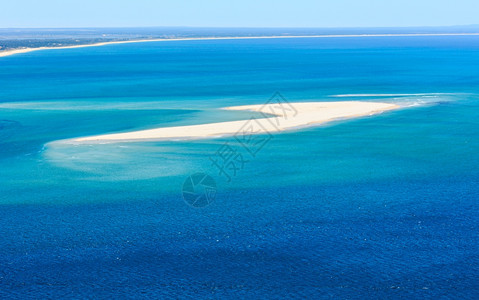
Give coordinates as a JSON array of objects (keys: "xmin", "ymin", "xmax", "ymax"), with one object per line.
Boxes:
[{"xmin": 70, "ymin": 101, "xmax": 400, "ymax": 144}]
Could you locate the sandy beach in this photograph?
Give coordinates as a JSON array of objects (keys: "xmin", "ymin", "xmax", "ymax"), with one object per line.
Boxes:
[
  {"xmin": 70, "ymin": 101, "xmax": 400, "ymax": 144},
  {"xmin": 2, "ymin": 33, "xmax": 479, "ymax": 58}
]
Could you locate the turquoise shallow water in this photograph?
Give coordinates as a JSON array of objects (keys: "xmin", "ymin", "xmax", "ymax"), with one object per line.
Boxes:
[{"xmin": 0, "ymin": 36, "xmax": 479, "ymax": 298}]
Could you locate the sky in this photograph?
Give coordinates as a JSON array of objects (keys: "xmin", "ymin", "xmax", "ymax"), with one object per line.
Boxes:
[{"xmin": 1, "ymin": 0, "xmax": 478, "ymax": 28}]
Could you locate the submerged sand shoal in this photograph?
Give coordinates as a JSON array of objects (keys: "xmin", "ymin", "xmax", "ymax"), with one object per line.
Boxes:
[{"xmin": 69, "ymin": 101, "xmax": 400, "ymax": 144}]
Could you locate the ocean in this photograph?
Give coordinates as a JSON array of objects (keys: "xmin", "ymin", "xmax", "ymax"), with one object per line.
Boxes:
[{"xmin": 0, "ymin": 35, "xmax": 478, "ymax": 298}]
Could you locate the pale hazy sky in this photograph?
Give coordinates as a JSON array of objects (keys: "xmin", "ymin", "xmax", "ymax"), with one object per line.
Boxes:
[{"xmin": 1, "ymin": 0, "xmax": 478, "ymax": 28}]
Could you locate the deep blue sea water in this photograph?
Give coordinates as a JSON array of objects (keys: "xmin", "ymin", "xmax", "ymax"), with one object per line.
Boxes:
[{"xmin": 0, "ymin": 36, "xmax": 479, "ymax": 299}]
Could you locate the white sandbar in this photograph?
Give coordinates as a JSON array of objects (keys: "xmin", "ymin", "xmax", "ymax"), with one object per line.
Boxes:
[{"xmin": 69, "ymin": 101, "xmax": 400, "ymax": 144}]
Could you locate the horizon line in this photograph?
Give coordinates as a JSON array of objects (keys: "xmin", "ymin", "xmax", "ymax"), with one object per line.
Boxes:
[{"xmin": 1, "ymin": 24, "xmax": 479, "ymax": 30}]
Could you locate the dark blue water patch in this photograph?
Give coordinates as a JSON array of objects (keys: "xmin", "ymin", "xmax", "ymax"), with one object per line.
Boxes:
[
  {"xmin": 0, "ymin": 177, "xmax": 477, "ymax": 298},
  {"xmin": 0, "ymin": 119, "xmax": 22, "ymax": 138},
  {"xmin": 0, "ymin": 120, "xmax": 27, "ymax": 157}
]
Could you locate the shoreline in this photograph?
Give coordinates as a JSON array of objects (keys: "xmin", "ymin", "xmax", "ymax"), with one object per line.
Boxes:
[
  {"xmin": 66, "ymin": 101, "xmax": 400, "ymax": 144},
  {"xmin": 2, "ymin": 32, "xmax": 479, "ymax": 58}
]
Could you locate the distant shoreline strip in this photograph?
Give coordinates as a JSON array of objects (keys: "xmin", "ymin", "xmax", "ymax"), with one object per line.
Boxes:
[{"xmin": 2, "ymin": 33, "xmax": 479, "ymax": 58}]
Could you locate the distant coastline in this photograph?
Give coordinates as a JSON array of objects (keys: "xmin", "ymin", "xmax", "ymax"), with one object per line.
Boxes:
[{"xmin": 2, "ymin": 32, "xmax": 479, "ymax": 58}]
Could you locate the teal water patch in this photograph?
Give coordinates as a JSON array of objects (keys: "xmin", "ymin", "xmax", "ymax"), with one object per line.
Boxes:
[{"xmin": 1, "ymin": 36, "xmax": 479, "ymax": 204}]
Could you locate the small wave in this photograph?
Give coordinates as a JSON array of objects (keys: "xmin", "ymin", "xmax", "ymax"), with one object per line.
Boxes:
[
  {"xmin": 329, "ymin": 93, "xmax": 467, "ymax": 109},
  {"xmin": 330, "ymin": 93, "xmax": 457, "ymax": 98}
]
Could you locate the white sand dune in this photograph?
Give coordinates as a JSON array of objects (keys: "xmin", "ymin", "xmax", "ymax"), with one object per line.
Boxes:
[{"xmin": 69, "ymin": 101, "xmax": 400, "ymax": 144}]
